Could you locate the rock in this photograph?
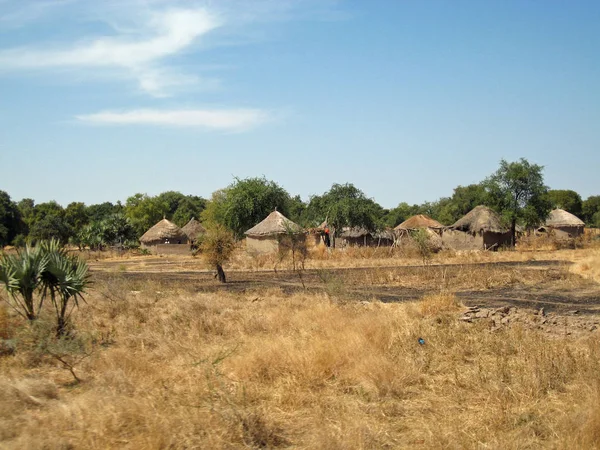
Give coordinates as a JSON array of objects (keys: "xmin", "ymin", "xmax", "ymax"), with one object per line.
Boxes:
[
  {"xmin": 501, "ymin": 317, "xmax": 510, "ymax": 325},
  {"xmin": 590, "ymin": 325, "xmax": 598, "ymax": 332},
  {"xmin": 475, "ymin": 310, "xmax": 490, "ymax": 319},
  {"xmin": 496, "ymin": 306, "xmax": 510, "ymax": 315},
  {"xmin": 538, "ymin": 307, "xmax": 545, "ymax": 317},
  {"xmin": 460, "ymin": 316, "xmax": 473, "ymax": 323}
]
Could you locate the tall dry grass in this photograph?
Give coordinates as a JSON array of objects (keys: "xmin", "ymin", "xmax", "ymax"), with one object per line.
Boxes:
[{"xmin": 1, "ymin": 277, "xmax": 600, "ymax": 448}]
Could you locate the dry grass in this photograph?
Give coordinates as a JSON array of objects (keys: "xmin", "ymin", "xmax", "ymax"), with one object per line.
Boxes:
[{"xmin": 1, "ymin": 274, "xmax": 600, "ymax": 448}]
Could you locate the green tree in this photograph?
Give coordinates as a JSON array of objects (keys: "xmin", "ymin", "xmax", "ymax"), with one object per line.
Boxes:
[
  {"xmin": 484, "ymin": 158, "xmax": 551, "ymax": 245},
  {"xmin": 64, "ymin": 202, "xmax": 89, "ymax": 232},
  {"xmin": 172, "ymin": 195, "xmax": 207, "ymax": 227},
  {"xmin": 125, "ymin": 193, "xmax": 169, "ymax": 237},
  {"xmin": 206, "ymin": 177, "xmax": 292, "ymax": 239},
  {"xmin": 437, "ymin": 184, "xmax": 489, "ymax": 224},
  {"xmin": 200, "ymin": 225, "xmax": 236, "ymax": 283},
  {"xmin": 582, "ymin": 196, "xmax": 600, "ymax": 226},
  {"xmin": 29, "ymin": 215, "xmax": 71, "ymax": 244},
  {"xmin": 547, "ymin": 190, "xmax": 583, "ymax": 217},
  {"xmin": 17, "ymin": 198, "xmax": 35, "ymax": 233},
  {"xmin": 87, "ymin": 202, "xmax": 122, "ymax": 223},
  {"xmin": 381, "ymin": 202, "xmax": 420, "ymax": 228},
  {"xmin": 305, "ymin": 183, "xmax": 383, "ymax": 234},
  {"xmin": 0, "ymin": 191, "xmax": 22, "ymax": 247}
]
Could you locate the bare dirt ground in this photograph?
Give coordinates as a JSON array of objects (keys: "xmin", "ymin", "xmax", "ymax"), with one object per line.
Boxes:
[{"xmin": 88, "ymin": 251, "xmax": 600, "ymax": 316}]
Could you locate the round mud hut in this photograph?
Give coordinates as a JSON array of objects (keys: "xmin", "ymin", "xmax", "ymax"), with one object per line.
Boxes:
[
  {"xmin": 181, "ymin": 217, "xmax": 206, "ymax": 245},
  {"xmin": 140, "ymin": 218, "xmax": 189, "ymax": 253},
  {"xmin": 538, "ymin": 209, "xmax": 585, "ymax": 239},
  {"xmin": 444, "ymin": 205, "xmax": 511, "ymax": 251},
  {"xmin": 244, "ymin": 210, "xmax": 304, "ymax": 255}
]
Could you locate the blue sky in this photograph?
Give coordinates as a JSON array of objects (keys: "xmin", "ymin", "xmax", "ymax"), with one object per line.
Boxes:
[{"xmin": 1, "ymin": 0, "xmax": 598, "ymax": 209}]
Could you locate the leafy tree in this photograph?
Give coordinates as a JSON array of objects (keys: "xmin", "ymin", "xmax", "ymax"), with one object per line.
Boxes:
[
  {"xmin": 76, "ymin": 213, "xmax": 136, "ymax": 250},
  {"xmin": 64, "ymin": 202, "xmax": 89, "ymax": 232},
  {"xmin": 582, "ymin": 196, "xmax": 600, "ymax": 226},
  {"xmin": 438, "ymin": 184, "xmax": 489, "ymax": 224},
  {"xmin": 87, "ymin": 202, "xmax": 121, "ymax": 223},
  {"xmin": 206, "ymin": 177, "xmax": 292, "ymax": 239},
  {"xmin": 200, "ymin": 225, "xmax": 235, "ymax": 283},
  {"xmin": 172, "ymin": 195, "xmax": 207, "ymax": 227},
  {"xmin": 381, "ymin": 202, "xmax": 420, "ymax": 228},
  {"xmin": 483, "ymin": 158, "xmax": 551, "ymax": 245},
  {"xmin": 155, "ymin": 191, "xmax": 187, "ymax": 217},
  {"xmin": 124, "ymin": 193, "xmax": 169, "ymax": 237},
  {"xmin": 0, "ymin": 191, "xmax": 22, "ymax": 246},
  {"xmin": 29, "ymin": 215, "xmax": 71, "ymax": 244},
  {"xmin": 304, "ymin": 183, "xmax": 383, "ymax": 234},
  {"xmin": 547, "ymin": 190, "xmax": 583, "ymax": 217},
  {"xmin": 17, "ymin": 198, "xmax": 35, "ymax": 232},
  {"xmin": 288, "ymin": 195, "xmax": 307, "ymax": 225}
]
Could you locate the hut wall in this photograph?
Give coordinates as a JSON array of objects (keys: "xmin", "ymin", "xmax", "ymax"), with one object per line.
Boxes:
[
  {"xmin": 246, "ymin": 236, "xmax": 279, "ymax": 255},
  {"xmin": 154, "ymin": 244, "xmax": 191, "ymax": 255},
  {"xmin": 306, "ymin": 233, "xmax": 326, "ymax": 249},
  {"xmin": 482, "ymin": 232, "xmax": 512, "ymax": 250},
  {"xmin": 552, "ymin": 226, "xmax": 584, "ymax": 239},
  {"xmin": 442, "ymin": 230, "xmax": 483, "ymax": 251}
]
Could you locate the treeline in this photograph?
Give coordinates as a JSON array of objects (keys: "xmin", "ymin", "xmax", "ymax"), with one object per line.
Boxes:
[{"xmin": 1, "ymin": 158, "xmax": 599, "ymax": 248}]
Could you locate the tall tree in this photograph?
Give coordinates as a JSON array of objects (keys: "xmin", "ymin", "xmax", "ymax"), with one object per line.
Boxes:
[
  {"xmin": 0, "ymin": 191, "xmax": 22, "ymax": 246},
  {"xmin": 172, "ymin": 195, "xmax": 207, "ymax": 227},
  {"xmin": 582, "ymin": 196, "xmax": 600, "ymax": 226},
  {"xmin": 64, "ymin": 202, "xmax": 89, "ymax": 232},
  {"xmin": 484, "ymin": 158, "xmax": 551, "ymax": 245},
  {"xmin": 206, "ymin": 177, "xmax": 292, "ymax": 239},
  {"xmin": 547, "ymin": 190, "xmax": 583, "ymax": 217},
  {"xmin": 305, "ymin": 183, "xmax": 383, "ymax": 233},
  {"xmin": 124, "ymin": 193, "xmax": 169, "ymax": 237}
]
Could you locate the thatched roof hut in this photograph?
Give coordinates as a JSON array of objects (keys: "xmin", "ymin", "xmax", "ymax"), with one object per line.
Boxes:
[
  {"xmin": 538, "ymin": 209, "xmax": 585, "ymax": 239},
  {"xmin": 443, "ymin": 206, "xmax": 511, "ymax": 251},
  {"xmin": 181, "ymin": 217, "xmax": 206, "ymax": 243},
  {"xmin": 395, "ymin": 215, "xmax": 443, "ymax": 232},
  {"xmin": 140, "ymin": 219, "xmax": 188, "ymax": 247},
  {"xmin": 544, "ymin": 209, "xmax": 585, "ymax": 228},
  {"xmin": 244, "ymin": 211, "xmax": 303, "ymax": 237},
  {"xmin": 451, "ymin": 205, "xmax": 508, "ymax": 233},
  {"xmin": 244, "ymin": 211, "xmax": 304, "ymax": 255}
]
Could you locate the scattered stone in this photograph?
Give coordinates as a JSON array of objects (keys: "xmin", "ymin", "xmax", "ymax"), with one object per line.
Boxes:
[
  {"xmin": 538, "ymin": 307, "xmax": 545, "ymax": 317},
  {"xmin": 475, "ymin": 310, "xmax": 490, "ymax": 319}
]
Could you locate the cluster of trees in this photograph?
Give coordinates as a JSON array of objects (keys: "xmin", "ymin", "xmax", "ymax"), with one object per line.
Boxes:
[{"xmin": 1, "ymin": 159, "xmax": 599, "ymax": 249}]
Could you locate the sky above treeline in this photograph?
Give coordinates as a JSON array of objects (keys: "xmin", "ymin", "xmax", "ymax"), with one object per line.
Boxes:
[{"xmin": 1, "ymin": 0, "xmax": 599, "ymax": 209}]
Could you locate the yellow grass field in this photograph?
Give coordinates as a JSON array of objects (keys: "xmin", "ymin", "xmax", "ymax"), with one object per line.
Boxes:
[{"xmin": 1, "ymin": 244, "xmax": 600, "ymax": 448}]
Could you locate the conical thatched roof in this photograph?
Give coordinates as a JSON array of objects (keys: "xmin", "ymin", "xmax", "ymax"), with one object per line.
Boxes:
[
  {"xmin": 545, "ymin": 209, "xmax": 585, "ymax": 227},
  {"xmin": 140, "ymin": 219, "xmax": 188, "ymax": 244},
  {"xmin": 395, "ymin": 214, "xmax": 443, "ymax": 231},
  {"xmin": 244, "ymin": 211, "xmax": 303, "ymax": 237},
  {"xmin": 451, "ymin": 205, "xmax": 508, "ymax": 234},
  {"xmin": 181, "ymin": 217, "xmax": 206, "ymax": 241}
]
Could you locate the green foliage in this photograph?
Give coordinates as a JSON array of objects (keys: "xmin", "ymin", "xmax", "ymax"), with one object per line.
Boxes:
[
  {"xmin": 547, "ymin": 190, "xmax": 583, "ymax": 217},
  {"xmin": 484, "ymin": 158, "xmax": 551, "ymax": 244},
  {"xmin": 204, "ymin": 177, "xmax": 292, "ymax": 239},
  {"xmin": 17, "ymin": 198, "xmax": 35, "ymax": 232},
  {"xmin": 171, "ymin": 195, "xmax": 207, "ymax": 227},
  {"xmin": 64, "ymin": 202, "xmax": 90, "ymax": 231},
  {"xmin": 582, "ymin": 196, "xmax": 600, "ymax": 226},
  {"xmin": 437, "ymin": 184, "xmax": 489, "ymax": 225},
  {"xmin": 124, "ymin": 193, "xmax": 169, "ymax": 237},
  {"xmin": 382, "ymin": 202, "xmax": 420, "ymax": 228},
  {"xmin": 29, "ymin": 214, "xmax": 72, "ymax": 245},
  {"xmin": 304, "ymin": 183, "xmax": 383, "ymax": 233},
  {"xmin": 0, "ymin": 190, "xmax": 23, "ymax": 247},
  {"xmin": 77, "ymin": 213, "xmax": 136, "ymax": 250},
  {"xmin": 86, "ymin": 202, "xmax": 122, "ymax": 223},
  {"xmin": 0, "ymin": 244, "xmax": 48, "ymax": 320},
  {"xmin": 0, "ymin": 239, "xmax": 90, "ymax": 336}
]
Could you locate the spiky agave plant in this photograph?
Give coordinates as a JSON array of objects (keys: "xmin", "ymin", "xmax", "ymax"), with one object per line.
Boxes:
[
  {"xmin": 0, "ymin": 244, "xmax": 49, "ymax": 320},
  {"xmin": 40, "ymin": 240, "xmax": 90, "ymax": 336}
]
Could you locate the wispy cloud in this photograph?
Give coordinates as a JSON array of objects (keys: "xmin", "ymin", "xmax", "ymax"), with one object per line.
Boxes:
[
  {"xmin": 76, "ymin": 108, "xmax": 269, "ymax": 132},
  {"xmin": 0, "ymin": 6, "xmax": 220, "ymax": 96}
]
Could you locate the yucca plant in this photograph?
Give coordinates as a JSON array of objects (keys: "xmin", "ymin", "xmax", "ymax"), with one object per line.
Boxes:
[
  {"xmin": 0, "ymin": 244, "xmax": 49, "ymax": 320},
  {"xmin": 40, "ymin": 240, "xmax": 90, "ymax": 336}
]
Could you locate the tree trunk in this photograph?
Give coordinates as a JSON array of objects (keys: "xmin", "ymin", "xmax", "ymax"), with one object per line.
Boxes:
[
  {"xmin": 216, "ymin": 264, "xmax": 226, "ymax": 283},
  {"xmin": 511, "ymin": 218, "xmax": 517, "ymax": 247}
]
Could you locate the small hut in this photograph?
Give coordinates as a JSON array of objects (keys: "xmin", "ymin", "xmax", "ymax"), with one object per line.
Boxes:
[
  {"xmin": 444, "ymin": 205, "xmax": 511, "ymax": 251},
  {"xmin": 395, "ymin": 215, "xmax": 444, "ymax": 234},
  {"xmin": 140, "ymin": 218, "xmax": 189, "ymax": 254},
  {"xmin": 181, "ymin": 217, "xmax": 206, "ymax": 245},
  {"xmin": 244, "ymin": 210, "xmax": 304, "ymax": 255},
  {"xmin": 338, "ymin": 227, "xmax": 395, "ymax": 247},
  {"xmin": 538, "ymin": 209, "xmax": 585, "ymax": 239}
]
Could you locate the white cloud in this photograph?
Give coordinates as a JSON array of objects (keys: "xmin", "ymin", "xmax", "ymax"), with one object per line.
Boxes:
[
  {"xmin": 0, "ymin": 7, "xmax": 220, "ymax": 96},
  {"xmin": 76, "ymin": 108, "xmax": 269, "ymax": 132}
]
